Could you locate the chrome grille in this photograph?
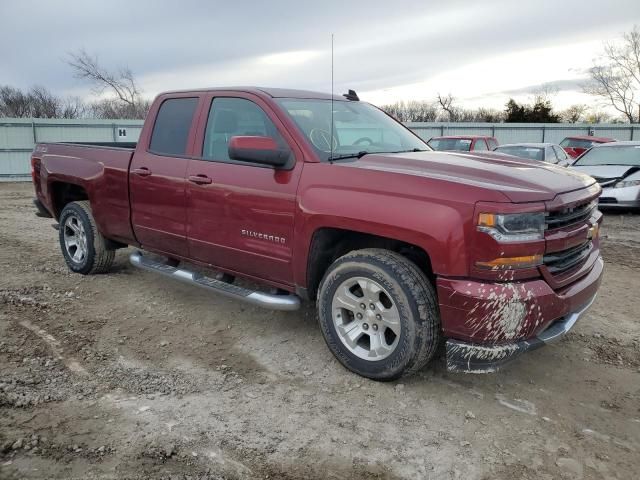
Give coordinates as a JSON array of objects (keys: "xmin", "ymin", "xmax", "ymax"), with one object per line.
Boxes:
[
  {"xmin": 543, "ymin": 241, "xmax": 592, "ymax": 274},
  {"xmin": 545, "ymin": 200, "xmax": 596, "ymax": 230}
]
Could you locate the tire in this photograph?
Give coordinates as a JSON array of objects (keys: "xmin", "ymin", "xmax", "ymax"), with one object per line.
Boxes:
[
  {"xmin": 317, "ymin": 248, "xmax": 441, "ymax": 381},
  {"xmin": 59, "ymin": 201, "xmax": 115, "ymax": 275}
]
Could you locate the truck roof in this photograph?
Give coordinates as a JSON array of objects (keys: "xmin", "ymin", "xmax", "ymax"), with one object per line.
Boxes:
[
  {"xmin": 430, "ymin": 135, "xmax": 496, "ymax": 140},
  {"xmin": 158, "ymin": 86, "xmax": 347, "ymax": 101},
  {"xmin": 563, "ymin": 135, "xmax": 616, "ymax": 143}
]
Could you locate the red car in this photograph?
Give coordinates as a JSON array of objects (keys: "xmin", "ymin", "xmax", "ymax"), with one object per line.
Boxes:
[
  {"xmin": 31, "ymin": 87, "xmax": 603, "ymax": 380},
  {"xmin": 560, "ymin": 135, "xmax": 616, "ymax": 159},
  {"xmin": 427, "ymin": 135, "xmax": 498, "ymax": 152}
]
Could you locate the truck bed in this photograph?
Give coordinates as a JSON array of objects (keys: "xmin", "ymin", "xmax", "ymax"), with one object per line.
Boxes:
[
  {"xmin": 58, "ymin": 141, "xmax": 138, "ymax": 150},
  {"xmin": 32, "ymin": 141, "xmax": 137, "ymax": 245}
]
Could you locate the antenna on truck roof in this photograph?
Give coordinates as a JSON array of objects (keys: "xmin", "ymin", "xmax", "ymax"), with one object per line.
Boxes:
[{"xmin": 330, "ymin": 33, "xmax": 334, "ymax": 163}]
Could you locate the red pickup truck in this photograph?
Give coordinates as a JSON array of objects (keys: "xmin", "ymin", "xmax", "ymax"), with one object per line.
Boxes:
[
  {"xmin": 31, "ymin": 87, "xmax": 604, "ymax": 380},
  {"xmin": 560, "ymin": 135, "xmax": 616, "ymax": 159}
]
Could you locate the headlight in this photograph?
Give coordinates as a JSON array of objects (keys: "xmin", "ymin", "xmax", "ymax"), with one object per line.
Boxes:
[
  {"xmin": 613, "ymin": 179, "xmax": 640, "ymax": 189},
  {"xmin": 477, "ymin": 212, "xmax": 545, "ymax": 242}
]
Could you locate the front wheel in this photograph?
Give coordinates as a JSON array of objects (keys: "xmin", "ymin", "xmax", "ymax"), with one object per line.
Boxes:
[
  {"xmin": 317, "ymin": 248, "xmax": 441, "ymax": 381},
  {"xmin": 59, "ymin": 201, "xmax": 115, "ymax": 275}
]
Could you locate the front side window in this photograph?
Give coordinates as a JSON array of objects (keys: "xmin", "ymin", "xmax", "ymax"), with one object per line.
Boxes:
[
  {"xmin": 276, "ymin": 98, "xmax": 428, "ymax": 161},
  {"xmin": 149, "ymin": 97, "xmax": 198, "ymax": 155},
  {"xmin": 203, "ymin": 97, "xmax": 287, "ymax": 161},
  {"xmin": 545, "ymin": 147, "xmax": 557, "ymax": 163}
]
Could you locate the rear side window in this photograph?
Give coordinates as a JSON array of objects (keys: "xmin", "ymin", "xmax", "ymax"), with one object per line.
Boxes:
[
  {"xmin": 149, "ymin": 97, "xmax": 198, "ymax": 155},
  {"xmin": 472, "ymin": 139, "xmax": 488, "ymax": 151},
  {"xmin": 487, "ymin": 138, "xmax": 498, "ymax": 150}
]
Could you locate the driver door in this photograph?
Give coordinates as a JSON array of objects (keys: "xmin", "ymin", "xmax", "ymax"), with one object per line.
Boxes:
[{"xmin": 185, "ymin": 93, "xmax": 304, "ymax": 287}]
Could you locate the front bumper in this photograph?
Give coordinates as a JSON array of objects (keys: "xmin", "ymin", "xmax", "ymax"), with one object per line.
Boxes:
[
  {"xmin": 438, "ymin": 254, "xmax": 604, "ymax": 373},
  {"xmin": 446, "ymin": 293, "xmax": 597, "ymax": 373},
  {"xmin": 599, "ymin": 185, "xmax": 640, "ymax": 208}
]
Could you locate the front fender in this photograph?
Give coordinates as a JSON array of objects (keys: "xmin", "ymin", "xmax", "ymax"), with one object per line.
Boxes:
[{"xmin": 294, "ymin": 184, "xmax": 474, "ymax": 286}]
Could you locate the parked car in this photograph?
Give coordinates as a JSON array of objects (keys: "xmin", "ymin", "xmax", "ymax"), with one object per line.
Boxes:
[
  {"xmin": 570, "ymin": 141, "xmax": 640, "ymax": 208},
  {"xmin": 31, "ymin": 87, "xmax": 603, "ymax": 380},
  {"xmin": 427, "ymin": 135, "xmax": 498, "ymax": 152},
  {"xmin": 560, "ymin": 135, "xmax": 616, "ymax": 159},
  {"xmin": 494, "ymin": 143, "xmax": 572, "ymax": 166}
]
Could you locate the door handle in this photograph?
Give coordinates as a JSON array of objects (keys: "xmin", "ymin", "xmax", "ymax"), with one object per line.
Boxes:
[
  {"xmin": 188, "ymin": 174, "xmax": 213, "ymax": 185},
  {"xmin": 132, "ymin": 167, "xmax": 152, "ymax": 177}
]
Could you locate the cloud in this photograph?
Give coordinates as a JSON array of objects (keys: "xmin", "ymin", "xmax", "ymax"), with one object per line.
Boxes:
[{"xmin": 0, "ymin": 0, "xmax": 638, "ymax": 110}]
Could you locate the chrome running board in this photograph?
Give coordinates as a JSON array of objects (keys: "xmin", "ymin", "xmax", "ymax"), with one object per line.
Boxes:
[{"xmin": 129, "ymin": 251, "xmax": 300, "ymax": 311}]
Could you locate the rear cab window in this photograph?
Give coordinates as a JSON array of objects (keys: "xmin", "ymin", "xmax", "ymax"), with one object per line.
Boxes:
[
  {"xmin": 428, "ymin": 138, "xmax": 472, "ymax": 151},
  {"xmin": 149, "ymin": 97, "xmax": 199, "ymax": 156}
]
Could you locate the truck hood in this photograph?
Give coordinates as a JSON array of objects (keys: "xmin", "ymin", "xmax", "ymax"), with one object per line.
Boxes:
[{"xmin": 341, "ymin": 151, "xmax": 596, "ymax": 202}]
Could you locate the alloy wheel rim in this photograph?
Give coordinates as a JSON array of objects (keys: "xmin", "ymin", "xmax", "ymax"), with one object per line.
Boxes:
[
  {"xmin": 331, "ymin": 276, "xmax": 401, "ymax": 361},
  {"xmin": 63, "ymin": 215, "xmax": 88, "ymax": 264}
]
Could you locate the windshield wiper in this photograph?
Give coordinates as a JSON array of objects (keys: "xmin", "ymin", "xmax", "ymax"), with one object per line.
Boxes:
[
  {"xmin": 391, "ymin": 148, "xmax": 429, "ymax": 153},
  {"xmin": 328, "ymin": 151, "xmax": 370, "ymax": 161}
]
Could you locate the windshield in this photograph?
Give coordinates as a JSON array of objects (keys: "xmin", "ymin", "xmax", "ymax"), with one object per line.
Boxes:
[
  {"xmin": 276, "ymin": 99, "xmax": 429, "ymax": 161},
  {"xmin": 560, "ymin": 138, "xmax": 599, "ymax": 149},
  {"xmin": 495, "ymin": 145, "xmax": 544, "ymax": 161},
  {"xmin": 573, "ymin": 145, "xmax": 640, "ymax": 167},
  {"xmin": 428, "ymin": 138, "xmax": 472, "ymax": 152}
]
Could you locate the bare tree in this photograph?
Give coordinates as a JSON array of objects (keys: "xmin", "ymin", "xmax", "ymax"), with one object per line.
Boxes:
[
  {"xmin": 0, "ymin": 86, "xmax": 31, "ymax": 117},
  {"xmin": 382, "ymin": 100, "xmax": 439, "ymax": 122},
  {"xmin": 585, "ymin": 25, "xmax": 640, "ymax": 123},
  {"xmin": 585, "ymin": 110, "xmax": 612, "ymax": 124},
  {"xmin": 437, "ymin": 93, "xmax": 458, "ymax": 121},
  {"xmin": 0, "ymin": 85, "xmax": 85, "ymax": 118},
  {"xmin": 67, "ymin": 49, "xmax": 149, "ymax": 119},
  {"xmin": 29, "ymin": 86, "xmax": 61, "ymax": 118},
  {"xmin": 560, "ymin": 104, "xmax": 588, "ymax": 123},
  {"xmin": 60, "ymin": 96, "xmax": 87, "ymax": 119}
]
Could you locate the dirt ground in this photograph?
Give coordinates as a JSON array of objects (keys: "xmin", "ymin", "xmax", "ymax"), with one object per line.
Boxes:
[{"xmin": 0, "ymin": 182, "xmax": 639, "ymax": 480}]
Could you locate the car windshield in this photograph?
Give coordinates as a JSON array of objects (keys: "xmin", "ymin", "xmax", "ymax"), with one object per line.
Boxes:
[
  {"xmin": 428, "ymin": 138, "xmax": 472, "ymax": 151},
  {"xmin": 495, "ymin": 145, "xmax": 544, "ymax": 161},
  {"xmin": 560, "ymin": 138, "xmax": 599, "ymax": 149},
  {"xmin": 573, "ymin": 145, "xmax": 640, "ymax": 166},
  {"xmin": 276, "ymin": 99, "xmax": 429, "ymax": 161}
]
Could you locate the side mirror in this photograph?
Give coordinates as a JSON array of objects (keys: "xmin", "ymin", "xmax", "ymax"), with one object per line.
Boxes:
[{"xmin": 228, "ymin": 136, "xmax": 290, "ymax": 167}]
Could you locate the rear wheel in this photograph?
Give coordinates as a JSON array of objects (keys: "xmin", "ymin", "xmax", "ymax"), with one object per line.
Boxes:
[
  {"xmin": 59, "ymin": 201, "xmax": 115, "ymax": 275},
  {"xmin": 317, "ymin": 248, "xmax": 441, "ymax": 380}
]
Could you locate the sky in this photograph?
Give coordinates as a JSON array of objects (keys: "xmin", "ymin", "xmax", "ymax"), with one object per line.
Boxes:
[{"xmin": 1, "ymin": 0, "xmax": 639, "ymax": 113}]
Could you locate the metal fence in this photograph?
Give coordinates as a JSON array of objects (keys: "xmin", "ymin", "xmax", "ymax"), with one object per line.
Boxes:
[
  {"xmin": 407, "ymin": 122, "xmax": 640, "ymax": 144},
  {"xmin": 1, "ymin": 118, "xmax": 639, "ymax": 180},
  {"xmin": 0, "ymin": 118, "xmax": 144, "ymax": 181}
]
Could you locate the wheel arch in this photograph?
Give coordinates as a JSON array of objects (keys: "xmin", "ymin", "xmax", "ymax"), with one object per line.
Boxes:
[
  {"xmin": 303, "ymin": 227, "xmax": 435, "ymax": 301},
  {"xmin": 49, "ymin": 181, "xmax": 90, "ymax": 219}
]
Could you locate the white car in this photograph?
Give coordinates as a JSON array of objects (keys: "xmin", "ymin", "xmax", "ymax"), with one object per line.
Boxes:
[{"xmin": 570, "ymin": 141, "xmax": 640, "ymax": 209}]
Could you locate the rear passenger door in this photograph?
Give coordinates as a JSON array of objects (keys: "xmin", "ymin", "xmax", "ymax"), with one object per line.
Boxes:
[
  {"xmin": 185, "ymin": 93, "xmax": 304, "ymax": 287},
  {"xmin": 130, "ymin": 95, "xmax": 200, "ymax": 255}
]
